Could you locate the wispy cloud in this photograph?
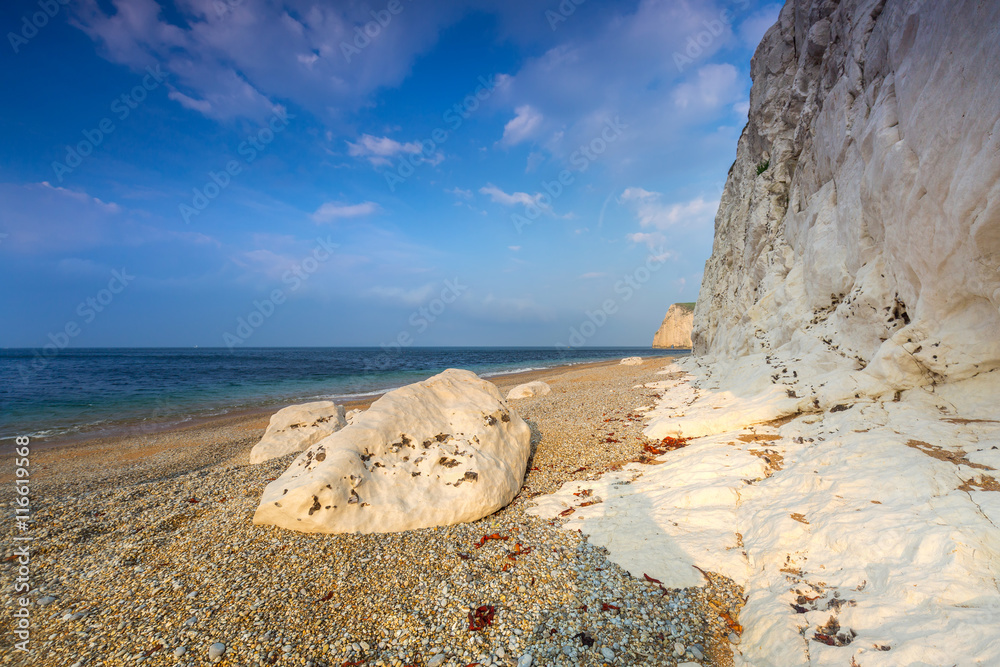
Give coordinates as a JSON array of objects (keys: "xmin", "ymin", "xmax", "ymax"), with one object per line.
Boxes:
[
  {"xmin": 626, "ymin": 231, "xmax": 667, "ymax": 249},
  {"xmin": 366, "ymin": 284, "xmax": 435, "ymax": 306},
  {"xmin": 69, "ymin": 0, "xmax": 463, "ymax": 122},
  {"xmin": 445, "ymin": 186, "xmax": 473, "ymax": 200},
  {"xmin": 312, "ymin": 201, "xmax": 380, "ymax": 223},
  {"xmin": 672, "ymin": 64, "xmax": 741, "ymax": 110},
  {"xmin": 347, "ymin": 134, "xmax": 423, "ymax": 167},
  {"xmin": 480, "ymin": 184, "xmax": 538, "ymax": 207},
  {"xmin": 39, "ymin": 181, "xmax": 121, "ymax": 214},
  {"xmin": 499, "ymin": 105, "xmax": 543, "ymax": 147},
  {"xmin": 619, "ymin": 189, "xmax": 718, "ymax": 230}
]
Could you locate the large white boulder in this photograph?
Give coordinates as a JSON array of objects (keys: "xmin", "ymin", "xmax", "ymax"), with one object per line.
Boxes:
[
  {"xmin": 249, "ymin": 401, "xmax": 347, "ymax": 464},
  {"xmin": 253, "ymin": 369, "xmax": 531, "ymax": 534},
  {"xmin": 506, "ymin": 380, "xmax": 551, "ymax": 400},
  {"xmin": 620, "ymin": 357, "xmax": 643, "ymax": 366}
]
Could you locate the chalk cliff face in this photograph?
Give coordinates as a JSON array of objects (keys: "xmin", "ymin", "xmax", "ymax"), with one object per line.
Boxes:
[
  {"xmin": 693, "ymin": 0, "xmax": 1000, "ymax": 400},
  {"xmin": 541, "ymin": 4, "xmax": 1000, "ymax": 666},
  {"xmin": 652, "ymin": 303, "xmax": 694, "ymax": 348}
]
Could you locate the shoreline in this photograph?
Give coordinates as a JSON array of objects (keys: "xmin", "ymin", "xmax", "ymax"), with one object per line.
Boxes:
[{"xmin": 0, "ymin": 357, "xmax": 670, "ymax": 459}]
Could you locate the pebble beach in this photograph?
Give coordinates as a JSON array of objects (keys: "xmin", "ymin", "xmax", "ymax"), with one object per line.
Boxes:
[{"xmin": 1, "ymin": 359, "xmax": 743, "ymax": 667}]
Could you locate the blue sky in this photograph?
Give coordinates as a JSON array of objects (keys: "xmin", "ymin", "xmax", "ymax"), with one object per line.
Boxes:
[{"xmin": 0, "ymin": 0, "xmax": 780, "ymax": 348}]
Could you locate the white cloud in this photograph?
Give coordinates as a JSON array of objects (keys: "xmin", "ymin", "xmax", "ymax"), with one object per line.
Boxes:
[
  {"xmin": 39, "ymin": 181, "xmax": 121, "ymax": 213},
  {"xmin": 311, "ymin": 201, "xmax": 379, "ymax": 223},
  {"xmin": 627, "ymin": 231, "xmax": 667, "ymax": 248},
  {"xmin": 525, "ymin": 151, "xmax": 545, "ymax": 172},
  {"xmin": 499, "ymin": 105, "xmax": 543, "ymax": 147},
  {"xmin": 673, "ymin": 64, "xmax": 741, "ymax": 110},
  {"xmin": 445, "ymin": 187, "xmax": 473, "ymax": 200},
  {"xmin": 578, "ymin": 272, "xmax": 608, "ymax": 279},
  {"xmin": 347, "ymin": 134, "xmax": 423, "ymax": 167},
  {"xmin": 508, "ymin": 245, "xmax": 521, "ymax": 251},
  {"xmin": 620, "ymin": 189, "xmax": 718, "ymax": 230},
  {"xmin": 69, "ymin": 0, "xmax": 465, "ymax": 122},
  {"xmin": 488, "ymin": 0, "xmax": 752, "ymax": 177},
  {"xmin": 479, "ymin": 183, "xmax": 544, "ymax": 209}
]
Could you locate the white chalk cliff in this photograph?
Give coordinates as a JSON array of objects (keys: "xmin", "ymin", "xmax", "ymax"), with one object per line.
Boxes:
[
  {"xmin": 652, "ymin": 303, "xmax": 694, "ymax": 348},
  {"xmin": 534, "ymin": 1, "xmax": 1000, "ymax": 666},
  {"xmin": 689, "ymin": 0, "xmax": 1000, "ymax": 405},
  {"xmin": 254, "ymin": 369, "xmax": 531, "ymax": 534}
]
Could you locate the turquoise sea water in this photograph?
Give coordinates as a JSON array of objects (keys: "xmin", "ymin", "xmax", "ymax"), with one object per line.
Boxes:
[{"xmin": 0, "ymin": 347, "xmax": 688, "ymax": 442}]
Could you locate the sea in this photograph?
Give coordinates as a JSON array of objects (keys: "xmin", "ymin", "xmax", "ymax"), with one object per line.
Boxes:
[{"xmin": 0, "ymin": 347, "xmax": 688, "ymax": 443}]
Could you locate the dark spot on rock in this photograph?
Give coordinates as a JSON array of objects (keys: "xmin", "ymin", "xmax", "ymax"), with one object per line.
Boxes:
[
  {"xmin": 435, "ymin": 433, "xmax": 449, "ymax": 442},
  {"xmin": 831, "ymin": 404, "xmax": 849, "ymax": 412},
  {"xmin": 501, "ymin": 412, "xmax": 510, "ymax": 422},
  {"xmin": 282, "ymin": 489, "xmax": 288, "ymax": 495},
  {"xmin": 463, "ymin": 471, "xmax": 479, "ymax": 482},
  {"xmin": 308, "ymin": 496, "xmax": 321, "ymax": 516},
  {"xmin": 348, "ymin": 490, "xmax": 360, "ymax": 505},
  {"xmin": 400, "ymin": 434, "xmax": 412, "ymax": 446},
  {"xmin": 422, "ymin": 440, "xmax": 433, "ymax": 449},
  {"xmin": 485, "ymin": 415, "xmax": 498, "ymax": 426},
  {"xmin": 316, "ymin": 452, "xmax": 326, "ymax": 462},
  {"xmin": 411, "ymin": 472, "xmax": 421, "ymax": 477},
  {"xmin": 438, "ymin": 457, "xmax": 460, "ymax": 468}
]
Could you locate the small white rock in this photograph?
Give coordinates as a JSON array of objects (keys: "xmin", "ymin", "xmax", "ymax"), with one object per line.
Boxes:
[
  {"xmin": 208, "ymin": 642, "xmax": 226, "ymax": 660},
  {"xmin": 674, "ymin": 642, "xmax": 686, "ymax": 657},
  {"xmin": 601, "ymin": 647, "xmax": 615, "ymax": 660},
  {"xmin": 37, "ymin": 596, "xmax": 57, "ymax": 606},
  {"xmin": 173, "ymin": 647, "xmax": 186, "ymax": 658},
  {"xmin": 517, "ymin": 654, "xmax": 533, "ymax": 667},
  {"xmin": 427, "ymin": 654, "xmax": 446, "ymax": 667}
]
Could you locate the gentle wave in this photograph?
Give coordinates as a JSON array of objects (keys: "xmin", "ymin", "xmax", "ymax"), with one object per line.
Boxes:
[{"xmin": 0, "ymin": 347, "xmax": 689, "ymax": 442}]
